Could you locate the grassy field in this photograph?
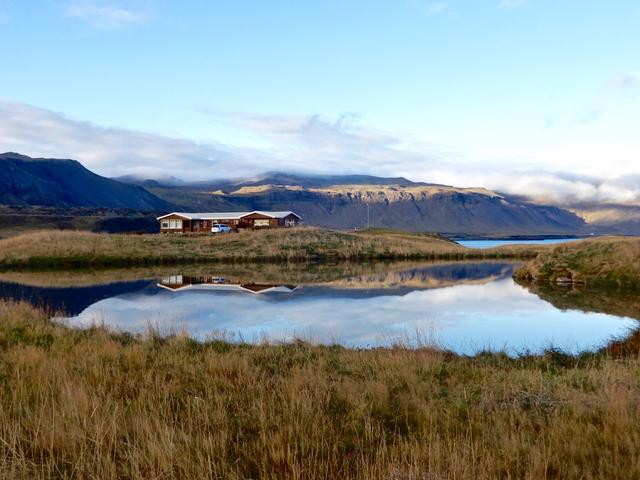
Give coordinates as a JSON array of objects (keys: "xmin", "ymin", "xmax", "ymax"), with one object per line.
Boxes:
[
  {"xmin": 0, "ymin": 301, "xmax": 638, "ymax": 479},
  {"xmin": 514, "ymin": 236, "xmax": 640, "ymax": 288},
  {"xmin": 0, "ymin": 228, "xmax": 547, "ymax": 268}
]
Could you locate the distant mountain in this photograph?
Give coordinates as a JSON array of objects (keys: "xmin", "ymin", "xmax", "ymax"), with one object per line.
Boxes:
[
  {"xmin": 0, "ymin": 153, "xmax": 174, "ymax": 210},
  {"xmin": 140, "ymin": 174, "xmax": 588, "ymax": 236},
  {"xmin": 568, "ymin": 203, "xmax": 640, "ymax": 235},
  {"xmin": 7, "ymin": 153, "xmax": 632, "ymax": 236},
  {"xmin": 116, "ymin": 171, "xmax": 423, "ymax": 191}
]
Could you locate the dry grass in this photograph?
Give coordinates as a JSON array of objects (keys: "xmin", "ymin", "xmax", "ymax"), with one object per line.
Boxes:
[
  {"xmin": 0, "ymin": 228, "xmax": 545, "ymax": 268},
  {"xmin": 515, "ymin": 236, "xmax": 640, "ymax": 288},
  {"xmin": 1, "ymin": 301, "xmax": 639, "ymax": 479}
]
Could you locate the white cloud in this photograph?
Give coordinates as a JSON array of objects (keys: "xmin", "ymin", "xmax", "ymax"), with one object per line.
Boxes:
[
  {"xmin": 0, "ymin": 99, "xmax": 257, "ymax": 179},
  {"xmin": 64, "ymin": 1, "xmax": 149, "ymax": 29},
  {"xmin": 608, "ymin": 73, "xmax": 640, "ymax": 93},
  {"xmin": 426, "ymin": 2, "xmax": 449, "ymax": 15},
  {"xmin": 498, "ymin": 0, "xmax": 528, "ymax": 9},
  {"xmin": 420, "ymin": 168, "xmax": 640, "ymax": 205},
  {"xmin": 2, "ymin": 99, "xmax": 640, "ymax": 205}
]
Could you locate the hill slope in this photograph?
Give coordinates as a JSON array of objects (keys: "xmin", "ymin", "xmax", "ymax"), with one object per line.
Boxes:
[
  {"xmin": 0, "ymin": 153, "xmax": 589, "ymax": 236},
  {"xmin": 143, "ymin": 179, "xmax": 587, "ymax": 236},
  {"xmin": 0, "ymin": 153, "xmax": 173, "ymax": 210}
]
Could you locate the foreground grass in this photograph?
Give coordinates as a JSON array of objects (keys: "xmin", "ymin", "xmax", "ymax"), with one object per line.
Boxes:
[
  {"xmin": 1, "ymin": 301, "xmax": 639, "ymax": 479},
  {"xmin": 515, "ymin": 236, "xmax": 640, "ymax": 288},
  {"xmin": 0, "ymin": 228, "xmax": 544, "ymax": 268}
]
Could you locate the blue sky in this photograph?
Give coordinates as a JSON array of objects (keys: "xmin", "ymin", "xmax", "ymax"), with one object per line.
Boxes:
[{"xmin": 1, "ymin": 0, "xmax": 639, "ymax": 203}]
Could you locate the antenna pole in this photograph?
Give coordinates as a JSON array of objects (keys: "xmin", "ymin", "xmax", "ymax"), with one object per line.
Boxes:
[{"xmin": 367, "ymin": 203, "xmax": 370, "ymax": 230}]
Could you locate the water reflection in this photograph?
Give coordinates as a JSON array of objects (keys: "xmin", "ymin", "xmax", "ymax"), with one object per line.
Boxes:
[
  {"xmin": 157, "ymin": 275, "xmax": 297, "ymax": 294},
  {"xmin": 0, "ymin": 262, "xmax": 636, "ymax": 355},
  {"xmin": 0, "ymin": 278, "xmax": 154, "ymax": 316}
]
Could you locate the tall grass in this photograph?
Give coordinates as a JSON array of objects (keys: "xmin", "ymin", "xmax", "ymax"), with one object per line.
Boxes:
[
  {"xmin": 515, "ymin": 236, "xmax": 640, "ymax": 288},
  {"xmin": 1, "ymin": 301, "xmax": 638, "ymax": 479},
  {"xmin": 0, "ymin": 228, "xmax": 545, "ymax": 268}
]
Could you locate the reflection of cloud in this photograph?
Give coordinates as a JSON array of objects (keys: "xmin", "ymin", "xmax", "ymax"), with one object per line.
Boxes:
[
  {"xmin": 65, "ymin": 1, "xmax": 150, "ymax": 29},
  {"xmin": 64, "ymin": 278, "xmax": 635, "ymax": 354}
]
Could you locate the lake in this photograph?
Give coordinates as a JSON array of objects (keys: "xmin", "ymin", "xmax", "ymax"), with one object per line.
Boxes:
[
  {"xmin": 1, "ymin": 261, "xmax": 636, "ymax": 355},
  {"xmin": 456, "ymin": 238, "xmax": 581, "ymax": 249}
]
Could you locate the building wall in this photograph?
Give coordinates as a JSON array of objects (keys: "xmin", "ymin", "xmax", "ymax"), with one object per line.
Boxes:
[
  {"xmin": 159, "ymin": 213, "xmax": 300, "ymax": 233},
  {"xmin": 159, "ymin": 214, "xmax": 189, "ymax": 233},
  {"xmin": 241, "ymin": 213, "xmax": 279, "ymax": 229}
]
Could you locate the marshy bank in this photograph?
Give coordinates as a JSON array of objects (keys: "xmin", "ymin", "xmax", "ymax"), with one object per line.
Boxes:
[
  {"xmin": 514, "ymin": 236, "xmax": 640, "ymax": 288},
  {"xmin": 1, "ymin": 300, "xmax": 639, "ymax": 479}
]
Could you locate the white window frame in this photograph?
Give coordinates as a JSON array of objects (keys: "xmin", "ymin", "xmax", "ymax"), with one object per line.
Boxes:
[{"xmin": 164, "ymin": 219, "xmax": 183, "ymax": 229}]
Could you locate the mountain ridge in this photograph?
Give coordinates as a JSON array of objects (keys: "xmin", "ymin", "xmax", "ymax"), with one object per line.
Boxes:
[
  {"xmin": 0, "ymin": 153, "xmax": 174, "ymax": 210},
  {"xmin": 3, "ymin": 152, "xmax": 637, "ymax": 236}
]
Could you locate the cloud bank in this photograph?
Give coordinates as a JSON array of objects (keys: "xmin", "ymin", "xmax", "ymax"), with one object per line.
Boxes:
[
  {"xmin": 609, "ymin": 73, "xmax": 640, "ymax": 93},
  {"xmin": 64, "ymin": 1, "xmax": 150, "ymax": 29},
  {"xmin": 1, "ymin": 99, "xmax": 639, "ymax": 205}
]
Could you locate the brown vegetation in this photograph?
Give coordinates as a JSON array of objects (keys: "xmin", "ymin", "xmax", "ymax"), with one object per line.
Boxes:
[
  {"xmin": 1, "ymin": 301, "xmax": 639, "ymax": 479},
  {"xmin": 514, "ymin": 236, "xmax": 640, "ymax": 288},
  {"xmin": 0, "ymin": 228, "xmax": 545, "ymax": 268}
]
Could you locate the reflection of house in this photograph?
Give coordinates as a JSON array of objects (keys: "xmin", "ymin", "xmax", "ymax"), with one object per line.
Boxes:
[
  {"xmin": 157, "ymin": 275, "xmax": 297, "ymax": 294},
  {"xmin": 157, "ymin": 211, "xmax": 301, "ymax": 233}
]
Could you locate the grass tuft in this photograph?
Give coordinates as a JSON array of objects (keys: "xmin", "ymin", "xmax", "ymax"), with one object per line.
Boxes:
[{"xmin": 0, "ymin": 301, "xmax": 638, "ymax": 479}]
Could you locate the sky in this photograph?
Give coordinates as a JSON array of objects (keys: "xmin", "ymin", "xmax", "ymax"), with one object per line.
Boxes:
[{"xmin": 0, "ymin": 0, "xmax": 639, "ymax": 204}]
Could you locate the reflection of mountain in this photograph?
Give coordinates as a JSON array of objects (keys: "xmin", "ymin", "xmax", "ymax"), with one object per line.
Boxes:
[
  {"xmin": 328, "ymin": 262, "xmax": 516, "ymax": 291},
  {"xmin": 157, "ymin": 275, "xmax": 297, "ymax": 294},
  {"xmin": 0, "ymin": 279, "xmax": 154, "ymax": 316},
  {"xmin": 0, "ymin": 263, "xmax": 521, "ymax": 315},
  {"xmin": 517, "ymin": 282, "xmax": 640, "ymax": 321}
]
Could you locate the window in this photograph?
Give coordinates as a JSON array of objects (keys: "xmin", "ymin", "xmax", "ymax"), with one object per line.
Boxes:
[
  {"xmin": 254, "ymin": 219, "xmax": 270, "ymax": 227},
  {"xmin": 161, "ymin": 219, "xmax": 183, "ymax": 229}
]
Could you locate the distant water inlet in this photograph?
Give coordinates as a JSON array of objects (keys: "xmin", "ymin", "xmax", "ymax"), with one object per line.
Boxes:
[
  {"xmin": 456, "ymin": 238, "xmax": 581, "ymax": 249},
  {"xmin": 0, "ymin": 262, "xmax": 636, "ymax": 355}
]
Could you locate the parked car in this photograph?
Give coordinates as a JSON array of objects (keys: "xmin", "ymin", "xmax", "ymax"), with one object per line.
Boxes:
[{"xmin": 211, "ymin": 224, "xmax": 232, "ymax": 233}]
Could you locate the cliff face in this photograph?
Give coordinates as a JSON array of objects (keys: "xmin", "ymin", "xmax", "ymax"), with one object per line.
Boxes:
[{"xmin": 147, "ymin": 182, "xmax": 586, "ymax": 236}]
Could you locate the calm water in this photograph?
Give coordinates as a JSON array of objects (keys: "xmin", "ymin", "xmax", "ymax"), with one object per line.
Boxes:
[
  {"xmin": 457, "ymin": 238, "xmax": 581, "ymax": 249},
  {"xmin": 1, "ymin": 262, "xmax": 636, "ymax": 355}
]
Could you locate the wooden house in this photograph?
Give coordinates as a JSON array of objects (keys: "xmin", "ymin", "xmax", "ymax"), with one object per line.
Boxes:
[{"xmin": 157, "ymin": 211, "xmax": 301, "ymax": 233}]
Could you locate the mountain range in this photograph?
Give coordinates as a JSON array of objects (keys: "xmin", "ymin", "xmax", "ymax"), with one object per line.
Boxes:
[{"xmin": 2, "ymin": 152, "xmax": 639, "ymax": 237}]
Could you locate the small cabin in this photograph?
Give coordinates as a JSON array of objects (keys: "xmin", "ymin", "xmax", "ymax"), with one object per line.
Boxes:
[{"xmin": 157, "ymin": 211, "xmax": 301, "ymax": 233}]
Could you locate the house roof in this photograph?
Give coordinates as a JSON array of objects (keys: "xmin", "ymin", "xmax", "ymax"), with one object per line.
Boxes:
[
  {"xmin": 157, "ymin": 211, "xmax": 301, "ymax": 220},
  {"xmin": 253, "ymin": 211, "xmax": 301, "ymax": 219}
]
